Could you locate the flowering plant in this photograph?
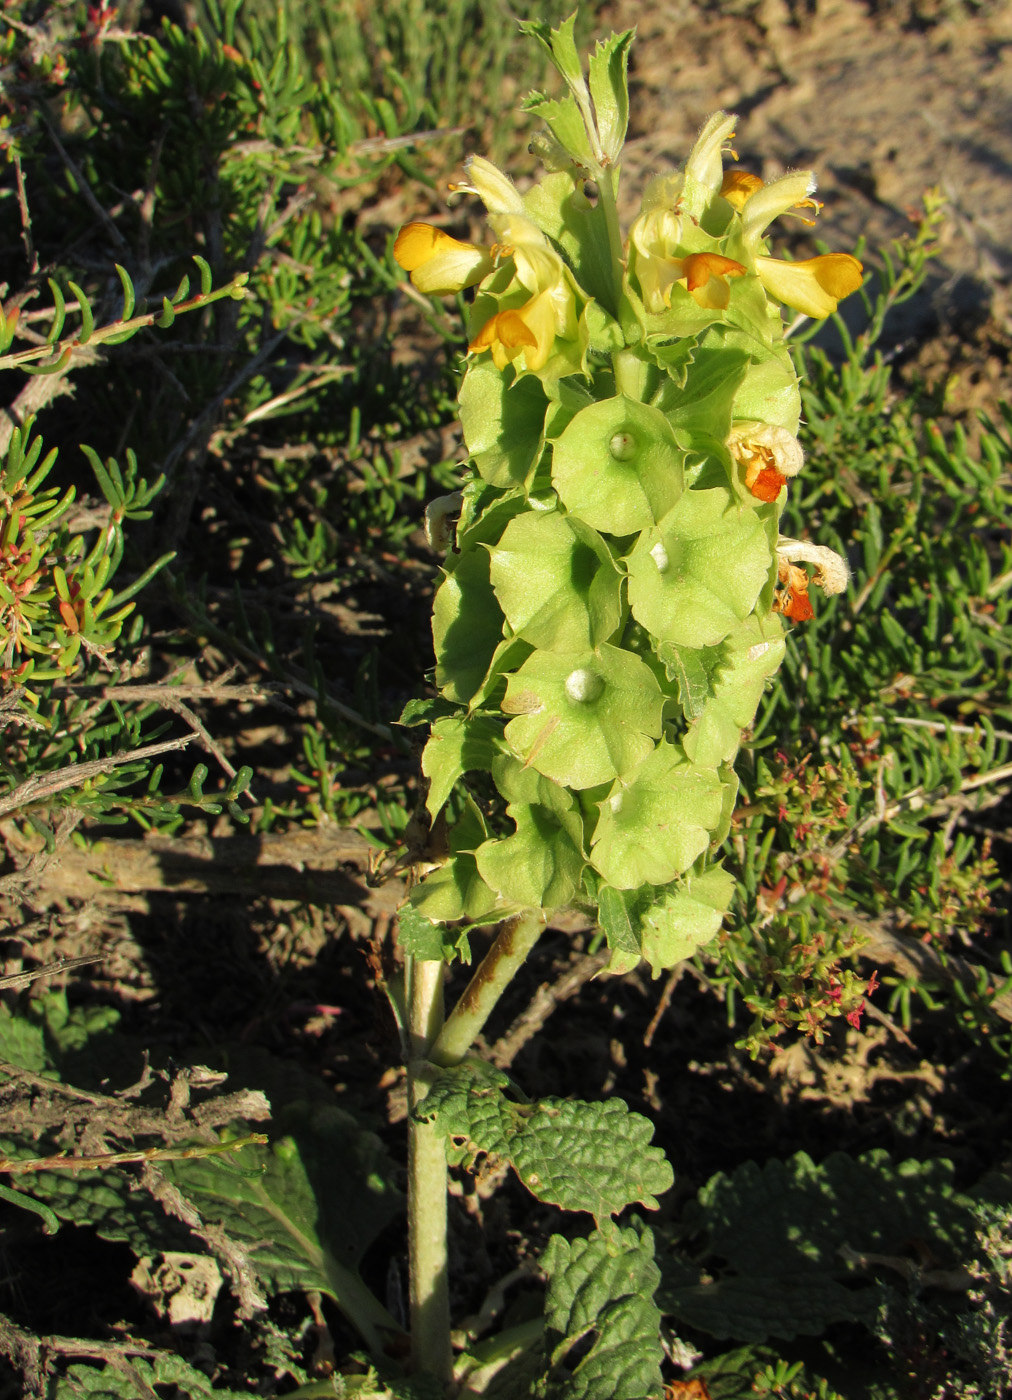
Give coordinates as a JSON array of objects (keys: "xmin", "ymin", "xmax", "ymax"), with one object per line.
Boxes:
[{"xmin": 392, "ymin": 15, "xmax": 862, "ymax": 1391}]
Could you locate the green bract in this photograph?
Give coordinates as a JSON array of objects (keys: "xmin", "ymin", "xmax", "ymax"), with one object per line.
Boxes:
[{"xmin": 400, "ymin": 16, "xmax": 856, "ymax": 981}]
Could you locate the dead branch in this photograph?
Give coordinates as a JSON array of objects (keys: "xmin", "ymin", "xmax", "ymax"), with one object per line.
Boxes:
[{"xmin": 0, "ymin": 735, "xmax": 195, "ymax": 819}]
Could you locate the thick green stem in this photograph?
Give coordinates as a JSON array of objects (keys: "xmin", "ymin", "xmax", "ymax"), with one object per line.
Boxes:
[
  {"xmin": 430, "ymin": 911, "xmax": 546, "ymax": 1068},
  {"xmin": 406, "ymin": 956, "xmax": 453, "ymax": 1383},
  {"xmin": 596, "ymin": 165, "xmax": 627, "ymax": 316}
]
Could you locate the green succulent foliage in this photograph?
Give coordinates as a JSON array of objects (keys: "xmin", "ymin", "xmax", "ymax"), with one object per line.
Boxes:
[
  {"xmin": 417, "ymin": 1060, "xmax": 673, "ymax": 1221},
  {"xmin": 404, "ymin": 21, "xmax": 856, "ymax": 973},
  {"xmin": 660, "ymin": 1150, "xmax": 1010, "ymax": 1344},
  {"xmin": 533, "ymin": 1219, "xmax": 666, "ymax": 1400}
]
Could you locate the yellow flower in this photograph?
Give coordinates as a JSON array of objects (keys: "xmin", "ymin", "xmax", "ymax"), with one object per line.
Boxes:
[
  {"xmin": 469, "ymin": 222, "xmax": 578, "ymax": 372},
  {"xmin": 684, "ymin": 112, "xmax": 738, "ymax": 198},
  {"xmin": 469, "ymin": 289, "xmax": 559, "ymax": 372},
  {"xmin": 754, "ymin": 252, "xmax": 864, "ymax": 318},
  {"xmin": 628, "ymin": 206, "xmax": 684, "ymax": 313},
  {"xmin": 735, "ymin": 170, "xmax": 820, "ymax": 248},
  {"xmin": 393, "ymin": 223, "xmax": 493, "ymax": 297},
  {"xmin": 677, "ymin": 251, "xmax": 747, "ymax": 310},
  {"xmin": 719, "ymin": 170, "xmax": 764, "ymax": 212},
  {"xmin": 458, "ymin": 155, "xmax": 526, "ymax": 216}
]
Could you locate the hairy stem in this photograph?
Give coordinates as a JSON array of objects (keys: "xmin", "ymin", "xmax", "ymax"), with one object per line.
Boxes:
[
  {"xmin": 406, "ymin": 956, "xmax": 452, "ymax": 1382},
  {"xmin": 431, "ymin": 910, "xmax": 546, "ymax": 1068}
]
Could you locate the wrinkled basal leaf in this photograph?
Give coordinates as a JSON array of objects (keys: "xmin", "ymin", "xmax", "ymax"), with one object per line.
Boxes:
[
  {"xmin": 419, "ymin": 1066, "xmax": 672, "ymax": 1220},
  {"xmin": 663, "ymin": 1150, "xmax": 990, "ymax": 1343},
  {"xmin": 535, "ymin": 1220, "xmax": 665, "ymax": 1399}
]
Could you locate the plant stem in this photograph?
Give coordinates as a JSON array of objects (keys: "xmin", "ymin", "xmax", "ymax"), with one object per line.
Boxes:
[
  {"xmin": 430, "ymin": 910, "xmax": 546, "ymax": 1068},
  {"xmin": 596, "ymin": 165, "xmax": 627, "ymax": 317},
  {"xmin": 406, "ymin": 955, "xmax": 453, "ymax": 1382}
]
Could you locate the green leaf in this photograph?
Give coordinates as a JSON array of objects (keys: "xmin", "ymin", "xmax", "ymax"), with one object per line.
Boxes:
[
  {"xmin": 476, "ymin": 795, "xmax": 585, "ymax": 912},
  {"xmin": 397, "ymin": 696, "xmax": 456, "ymax": 728},
  {"xmin": 523, "ymin": 171, "xmax": 617, "ymax": 310},
  {"xmin": 409, "ymin": 797, "xmax": 508, "ymax": 926},
  {"xmin": 586, "ymin": 30, "xmax": 634, "ymax": 163},
  {"xmin": 54, "ymin": 1353, "xmax": 257, "ymax": 1399},
  {"xmin": 419, "ymin": 1067, "xmax": 673, "ymax": 1220},
  {"xmin": 718, "ymin": 329, "xmax": 801, "ymax": 433},
  {"xmin": 626, "ymin": 487, "xmax": 773, "ymax": 648},
  {"xmin": 518, "ymin": 14, "xmax": 587, "ymax": 92},
  {"xmin": 421, "ymin": 714, "xmax": 503, "ymax": 820},
  {"xmin": 536, "ymin": 1220, "xmax": 666, "ymax": 1400},
  {"xmin": 662, "ymin": 614, "xmax": 787, "ymax": 767},
  {"xmin": 524, "ymin": 92, "xmax": 595, "ymax": 165},
  {"xmin": 0, "ymin": 1004, "xmax": 46, "ymax": 1074},
  {"xmin": 397, "ymin": 904, "xmax": 455, "ymax": 962},
  {"xmin": 636, "ymin": 865, "xmax": 736, "ymax": 973},
  {"xmin": 660, "ymin": 643, "xmax": 711, "ymax": 720},
  {"xmin": 502, "ymin": 644, "xmax": 664, "ymax": 790},
  {"xmin": 161, "ymin": 1110, "xmax": 403, "ymax": 1351},
  {"xmin": 488, "ymin": 510, "xmax": 623, "ymax": 653},
  {"xmin": 596, "ymin": 884, "xmax": 643, "ymax": 975},
  {"xmin": 551, "ymin": 395, "xmax": 684, "ymax": 535},
  {"xmin": 432, "ymin": 550, "xmax": 505, "ymax": 704},
  {"xmin": 656, "ymin": 343, "xmax": 750, "ymax": 442},
  {"xmin": 590, "ymin": 743, "xmax": 724, "ymax": 889},
  {"xmin": 663, "ymin": 1150, "xmax": 992, "ymax": 1344},
  {"xmin": 458, "ymin": 360, "xmax": 550, "ymax": 488}
]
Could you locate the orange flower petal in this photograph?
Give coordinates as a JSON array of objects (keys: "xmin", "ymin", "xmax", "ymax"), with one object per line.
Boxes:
[
  {"xmin": 781, "ymin": 589, "xmax": 814, "ymax": 622},
  {"xmin": 747, "ymin": 464, "xmax": 787, "ymax": 502},
  {"xmin": 720, "ymin": 170, "xmax": 764, "ymax": 211},
  {"xmin": 681, "ymin": 251, "xmax": 747, "ymax": 291}
]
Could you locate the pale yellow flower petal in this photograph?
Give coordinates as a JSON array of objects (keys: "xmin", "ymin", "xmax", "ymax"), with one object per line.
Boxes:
[
  {"xmin": 755, "ymin": 253, "xmax": 864, "ymax": 318},
  {"xmin": 462, "ymin": 155, "xmax": 525, "ymax": 215},
  {"xmin": 393, "ymin": 223, "xmax": 493, "ymax": 296},
  {"xmin": 740, "ymin": 170, "xmax": 817, "ymax": 246},
  {"xmin": 684, "ymin": 112, "xmax": 738, "ymax": 195}
]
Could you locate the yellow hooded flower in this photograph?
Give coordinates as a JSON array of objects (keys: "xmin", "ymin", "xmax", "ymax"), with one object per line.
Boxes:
[
  {"xmin": 393, "ymin": 223, "xmax": 493, "ymax": 297},
  {"xmin": 684, "ymin": 112, "xmax": 738, "ymax": 198},
  {"xmin": 468, "ymin": 217, "xmax": 578, "ymax": 372},
  {"xmin": 677, "ymin": 252, "xmax": 747, "ymax": 310},
  {"xmin": 628, "ymin": 206, "xmax": 684, "ymax": 313},
  {"xmin": 456, "ymin": 155, "xmax": 526, "ymax": 216},
  {"xmin": 754, "ymin": 252, "xmax": 864, "ymax": 319},
  {"xmin": 469, "ymin": 290, "xmax": 559, "ymax": 372},
  {"xmin": 720, "ymin": 170, "xmax": 764, "ymax": 212}
]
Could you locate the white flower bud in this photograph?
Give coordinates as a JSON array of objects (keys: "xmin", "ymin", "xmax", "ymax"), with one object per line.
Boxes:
[{"xmin": 564, "ymin": 667, "xmax": 605, "ymax": 703}]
